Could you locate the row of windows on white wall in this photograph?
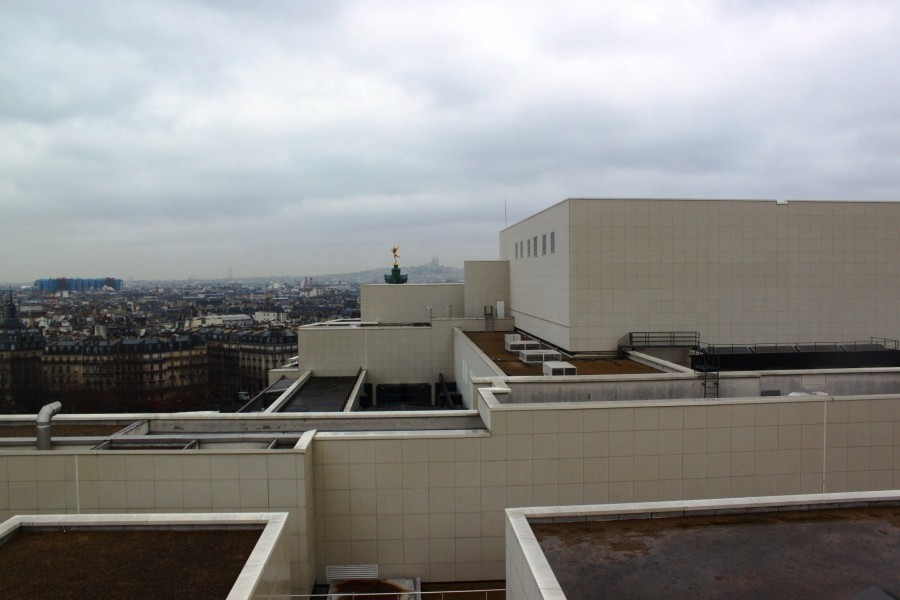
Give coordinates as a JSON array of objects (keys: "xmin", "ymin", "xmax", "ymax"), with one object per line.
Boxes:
[{"xmin": 515, "ymin": 231, "xmax": 555, "ymax": 259}]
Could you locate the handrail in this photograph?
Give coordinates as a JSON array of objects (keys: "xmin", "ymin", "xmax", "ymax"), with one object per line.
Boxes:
[
  {"xmin": 347, "ymin": 366, "xmax": 364, "ymax": 403},
  {"xmin": 700, "ymin": 338, "xmax": 900, "ymax": 355},
  {"xmin": 290, "ymin": 589, "xmax": 506, "ymax": 599},
  {"xmin": 618, "ymin": 331, "xmax": 701, "ymax": 350},
  {"xmin": 436, "ymin": 373, "xmax": 457, "ymax": 409}
]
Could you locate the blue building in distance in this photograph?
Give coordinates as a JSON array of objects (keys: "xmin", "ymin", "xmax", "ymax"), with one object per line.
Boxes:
[{"xmin": 33, "ymin": 277, "xmax": 124, "ymax": 292}]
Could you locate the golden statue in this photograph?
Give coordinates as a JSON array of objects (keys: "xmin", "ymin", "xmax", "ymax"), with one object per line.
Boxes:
[{"xmin": 385, "ymin": 245, "xmax": 408, "ymax": 283}]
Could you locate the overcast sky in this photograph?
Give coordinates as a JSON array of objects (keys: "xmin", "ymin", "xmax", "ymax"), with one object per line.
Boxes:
[{"xmin": 1, "ymin": 0, "xmax": 899, "ymax": 282}]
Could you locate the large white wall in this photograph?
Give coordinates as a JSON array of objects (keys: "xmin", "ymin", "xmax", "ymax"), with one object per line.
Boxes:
[
  {"xmin": 453, "ymin": 328, "xmax": 506, "ymax": 409},
  {"xmin": 361, "ymin": 284, "xmax": 465, "ymax": 323},
  {"xmin": 298, "ymin": 325, "xmax": 447, "ymax": 383},
  {"xmin": 309, "ymin": 391, "xmax": 900, "ymax": 583},
  {"xmin": 503, "ymin": 199, "xmax": 900, "ymax": 352},
  {"xmin": 499, "ymin": 200, "xmax": 571, "ymax": 348},
  {"xmin": 463, "ymin": 261, "xmax": 510, "ymax": 319}
]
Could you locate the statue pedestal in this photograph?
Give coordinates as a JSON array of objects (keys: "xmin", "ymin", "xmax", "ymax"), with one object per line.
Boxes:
[{"xmin": 384, "ymin": 266, "xmax": 408, "ymax": 284}]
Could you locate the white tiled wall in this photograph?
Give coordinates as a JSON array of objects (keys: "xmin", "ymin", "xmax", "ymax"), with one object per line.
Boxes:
[
  {"xmin": 361, "ymin": 284, "xmax": 466, "ymax": 323},
  {"xmin": 312, "ymin": 432, "xmax": 505, "ymax": 583},
  {"xmin": 502, "ymin": 199, "xmax": 900, "ymax": 352},
  {"xmin": 464, "ymin": 261, "xmax": 510, "ymax": 319},
  {"xmin": 453, "ymin": 328, "xmax": 506, "ymax": 409},
  {"xmin": 500, "ymin": 200, "xmax": 571, "ymax": 347},
  {"xmin": 308, "ymin": 393, "xmax": 900, "ymax": 584}
]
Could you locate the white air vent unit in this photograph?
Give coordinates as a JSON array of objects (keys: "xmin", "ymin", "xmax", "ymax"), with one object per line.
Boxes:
[
  {"xmin": 543, "ymin": 361, "xmax": 577, "ymax": 376},
  {"xmin": 504, "ymin": 334, "xmax": 521, "ymax": 344},
  {"xmin": 326, "ymin": 564, "xmax": 379, "ymax": 583},
  {"xmin": 519, "ymin": 349, "xmax": 562, "ymax": 364},
  {"xmin": 506, "ymin": 340, "xmax": 541, "ymax": 352}
]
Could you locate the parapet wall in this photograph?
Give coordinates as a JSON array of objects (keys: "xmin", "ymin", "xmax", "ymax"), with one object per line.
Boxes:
[{"xmin": 502, "ymin": 369, "xmax": 900, "ymax": 404}]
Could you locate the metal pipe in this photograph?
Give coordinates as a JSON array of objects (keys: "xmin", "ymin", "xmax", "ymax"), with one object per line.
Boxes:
[{"xmin": 36, "ymin": 401, "xmax": 62, "ymax": 450}]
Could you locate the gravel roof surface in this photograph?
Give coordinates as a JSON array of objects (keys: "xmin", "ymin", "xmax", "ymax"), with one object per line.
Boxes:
[{"xmin": 465, "ymin": 331, "xmax": 660, "ymax": 376}]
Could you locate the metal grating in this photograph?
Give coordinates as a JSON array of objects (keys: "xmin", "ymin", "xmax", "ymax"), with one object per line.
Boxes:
[{"xmin": 326, "ymin": 564, "xmax": 379, "ymax": 583}]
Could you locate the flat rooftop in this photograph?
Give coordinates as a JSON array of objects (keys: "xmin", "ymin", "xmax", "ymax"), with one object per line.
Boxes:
[
  {"xmin": 237, "ymin": 377, "xmax": 297, "ymax": 412},
  {"xmin": 465, "ymin": 331, "xmax": 660, "ymax": 376},
  {"xmin": 697, "ymin": 339, "xmax": 900, "ymax": 371},
  {"xmin": 532, "ymin": 505, "xmax": 900, "ymax": 600},
  {"xmin": 277, "ymin": 376, "xmax": 356, "ymax": 412},
  {"xmin": 0, "ymin": 528, "xmax": 261, "ymax": 599}
]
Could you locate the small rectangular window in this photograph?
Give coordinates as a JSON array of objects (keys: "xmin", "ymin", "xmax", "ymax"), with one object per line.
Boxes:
[
  {"xmin": 550, "ymin": 231, "xmax": 555, "ymax": 253},
  {"xmin": 542, "ymin": 234, "xmax": 547, "ymax": 255},
  {"xmin": 533, "ymin": 236, "xmax": 538, "ymax": 258},
  {"xmin": 527, "ymin": 239, "xmax": 531, "ymax": 257}
]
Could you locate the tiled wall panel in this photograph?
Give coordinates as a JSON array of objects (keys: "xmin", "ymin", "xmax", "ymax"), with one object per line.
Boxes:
[{"xmin": 503, "ymin": 199, "xmax": 900, "ymax": 352}]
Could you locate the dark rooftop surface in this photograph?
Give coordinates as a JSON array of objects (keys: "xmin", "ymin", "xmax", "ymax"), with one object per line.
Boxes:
[
  {"xmin": 0, "ymin": 423, "xmax": 128, "ymax": 437},
  {"xmin": 237, "ymin": 378, "xmax": 297, "ymax": 412},
  {"xmin": 277, "ymin": 376, "xmax": 356, "ymax": 412},
  {"xmin": 465, "ymin": 331, "xmax": 660, "ymax": 376},
  {"xmin": 312, "ymin": 580, "xmax": 506, "ymax": 599},
  {"xmin": 358, "ymin": 402, "xmax": 437, "ymax": 412},
  {"xmin": 266, "ymin": 378, "xmax": 296, "ymax": 393},
  {"xmin": 695, "ymin": 340, "xmax": 900, "ymax": 371},
  {"xmin": 531, "ymin": 506, "xmax": 900, "ymax": 600},
  {"xmin": 0, "ymin": 528, "xmax": 261, "ymax": 600}
]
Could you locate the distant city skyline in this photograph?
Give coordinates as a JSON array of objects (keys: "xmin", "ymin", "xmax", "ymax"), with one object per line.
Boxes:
[
  {"xmin": 2, "ymin": 0, "xmax": 899, "ymax": 282},
  {"xmin": 2, "ymin": 259, "xmax": 462, "ymax": 288}
]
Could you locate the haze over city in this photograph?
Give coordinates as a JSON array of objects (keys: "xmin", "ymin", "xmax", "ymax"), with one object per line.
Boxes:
[{"xmin": 2, "ymin": 0, "xmax": 899, "ymax": 283}]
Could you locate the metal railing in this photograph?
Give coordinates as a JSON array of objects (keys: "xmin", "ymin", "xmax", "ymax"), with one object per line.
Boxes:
[
  {"xmin": 702, "ymin": 337, "xmax": 900, "ymax": 354},
  {"xmin": 871, "ymin": 336, "xmax": 900, "ymax": 350},
  {"xmin": 617, "ymin": 331, "xmax": 701, "ymax": 351},
  {"xmin": 436, "ymin": 373, "xmax": 459, "ymax": 409},
  {"xmin": 291, "ymin": 589, "xmax": 505, "ymax": 599}
]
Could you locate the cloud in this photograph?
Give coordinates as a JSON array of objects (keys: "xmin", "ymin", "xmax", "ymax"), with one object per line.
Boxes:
[{"xmin": 1, "ymin": 0, "xmax": 899, "ymax": 282}]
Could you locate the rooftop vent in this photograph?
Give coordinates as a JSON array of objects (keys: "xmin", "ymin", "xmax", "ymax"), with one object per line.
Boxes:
[
  {"xmin": 507, "ymin": 340, "xmax": 542, "ymax": 352},
  {"xmin": 543, "ymin": 361, "xmax": 577, "ymax": 376},
  {"xmin": 519, "ymin": 349, "xmax": 562, "ymax": 364},
  {"xmin": 326, "ymin": 564, "xmax": 379, "ymax": 583}
]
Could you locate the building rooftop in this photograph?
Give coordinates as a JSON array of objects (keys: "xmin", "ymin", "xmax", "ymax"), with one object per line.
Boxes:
[
  {"xmin": 277, "ymin": 376, "xmax": 357, "ymax": 413},
  {"xmin": 0, "ymin": 528, "xmax": 260, "ymax": 600},
  {"xmin": 465, "ymin": 331, "xmax": 660, "ymax": 376},
  {"xmin": 0, "ymin": 513, "xmax": 289, "ymax": 599},
  {"xmin": 530, "ymin": 503, "xmax": 900, "ymax": 600}
]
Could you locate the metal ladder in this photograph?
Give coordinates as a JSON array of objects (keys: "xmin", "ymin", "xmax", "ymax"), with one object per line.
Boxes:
[
  {"xmin": 484, "ymin": 306, "xmax": 495, "ymax": 331},
  {"xmin": 698, "ymin": 347, "xmax": 720, "ymax": 399}
]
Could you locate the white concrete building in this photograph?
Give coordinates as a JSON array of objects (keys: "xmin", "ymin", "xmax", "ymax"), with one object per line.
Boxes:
[
  {"xmin": 295, "ymin": 261, "xmax": 512, "ymax": 404},
  {"xmin": 500, "ymin": 198, "xmax": 900, "ymax": 352}
]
